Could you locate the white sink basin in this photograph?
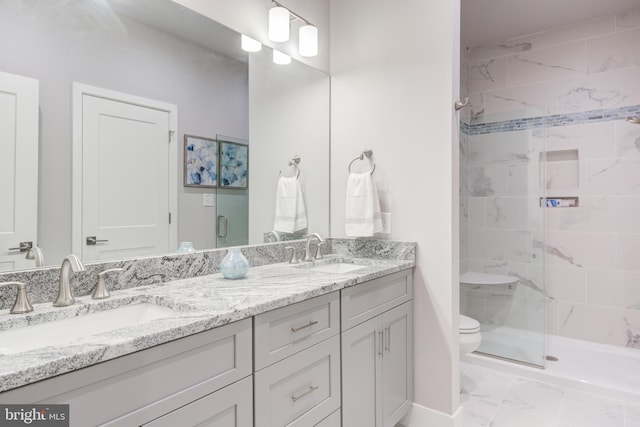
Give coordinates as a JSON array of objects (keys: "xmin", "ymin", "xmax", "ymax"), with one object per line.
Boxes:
[
  {"xmin": 309, "ymin": 263, "xmax": 367, "ymax": 274},
  {"xmin": 0, "ymin": 303, "xmax": 176, "ymax": 356}
]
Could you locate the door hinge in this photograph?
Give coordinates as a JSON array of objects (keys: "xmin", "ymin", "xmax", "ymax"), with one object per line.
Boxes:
[
  {"xmin": 169, "ymin": 212, "xmax": 172, "ymax": 224},
  {"xmin": 169, "ymin": 130, "xmax": 176, "ymax": 143}
]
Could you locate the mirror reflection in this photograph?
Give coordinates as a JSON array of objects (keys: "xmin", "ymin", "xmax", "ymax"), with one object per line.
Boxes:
[{"xmin": 0, "ymin": 0, "xmax": 329, "ymax": 272}]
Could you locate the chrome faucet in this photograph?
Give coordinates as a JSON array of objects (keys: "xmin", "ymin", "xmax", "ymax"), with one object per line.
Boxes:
[
  {"xmin": 53, "ymin": 255, "xmax": 86, "ymax": 307},
  {"xmin": 266, "ymin": 230, "xmax": 280, "ymax": 243},
  {"xmin": 304, "ymin": 233, "xmax": 325, "ymax": 261},
  {"xmin": 26, "ymin": 246, "xmax": 45, "ymax": 267},
  {"xmin": 92, "ymin": 268, "xmax": 124, "ymax": 300},
  {"xmin": 0, "ymin": 281, "xmax": 33, "ymax": 314}
]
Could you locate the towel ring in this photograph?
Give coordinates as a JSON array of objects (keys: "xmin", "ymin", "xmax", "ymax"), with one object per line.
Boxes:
[
  {"xmin": 348, "ymin": 149, "xmax": 376, "ymax": 175},
  {"xmin": 280, "ymin": 155, "xmax": 301, "ymax": 178}
]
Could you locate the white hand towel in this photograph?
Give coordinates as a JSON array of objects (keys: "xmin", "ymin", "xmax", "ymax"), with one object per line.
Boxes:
[
  {"xmin": 345, "ymin": 172, "xmax": 383, "ymax": 237},
  {"xmin": 274, "ymin": 176, "xmax": 308, "ymax": 233}
]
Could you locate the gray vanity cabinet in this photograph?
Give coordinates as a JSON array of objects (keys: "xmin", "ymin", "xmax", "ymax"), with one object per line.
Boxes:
[
  {"xmin": 253, "ymin": 293, "xmax": 341, "ymax": 427},
  {"xmin": 341, "ymin": 270, "xmax": 413, "ymax": 427},
  {"xmin": 0, "ymin": 319, "xmax": 253, "ymax": 427}
]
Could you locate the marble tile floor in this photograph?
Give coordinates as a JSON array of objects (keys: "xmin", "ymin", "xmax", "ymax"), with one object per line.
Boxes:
[{"xmin": 460, "ymin": 361, "xmax": 640, "ymax": 427}]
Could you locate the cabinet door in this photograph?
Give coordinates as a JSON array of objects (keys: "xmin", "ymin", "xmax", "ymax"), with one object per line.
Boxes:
[
  {"xmin": 315, "ymin": 409, "xmax": 340, "ymax": 426},
  {"xmin": 142, "ymin": 376, "xmax": 253, "ymax": 427},
  {"xmin": 382, "ymin": 302, "xmax": 413, "ymax": 427},
  {"xmin": 341, "ymin": 315, "xmax": 382, "ymax": 427}
]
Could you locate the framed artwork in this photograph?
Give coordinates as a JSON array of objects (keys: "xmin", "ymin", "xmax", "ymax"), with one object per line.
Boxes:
[
  {"xmin": 184, "ymin": 135, "xmax": 218, "ymax": 187},
  {"xmin": 219, "ymin": 141, "xmax": 249, "ymax": 189}
]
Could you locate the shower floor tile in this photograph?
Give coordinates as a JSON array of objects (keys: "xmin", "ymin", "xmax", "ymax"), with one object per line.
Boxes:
[{"xmin": 460, "ymin": 362, "xmax": 637, "ymax": 427}]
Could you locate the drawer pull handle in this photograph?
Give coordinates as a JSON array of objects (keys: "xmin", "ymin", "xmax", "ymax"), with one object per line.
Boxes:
[
  {"xmin": 385, "ymin": 326, "xmax": 391, "ymax": 352},
  {"xmin": 291, "ymin": 320, "xmax": 318, "ymax": 333},
  {"xmin": 291, "ymin": 385, "xmax": 319, "ymax": 402}
]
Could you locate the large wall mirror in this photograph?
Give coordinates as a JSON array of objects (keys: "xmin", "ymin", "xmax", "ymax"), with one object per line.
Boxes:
[{"xmin": 0, "ymin": 0, "xmax": 330, "ymax": 272}]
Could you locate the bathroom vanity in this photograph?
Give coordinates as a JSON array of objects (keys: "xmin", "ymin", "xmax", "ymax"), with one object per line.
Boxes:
[{"xmin": 0, "ymin": 241, "xmax": 414, "ymax": 427}]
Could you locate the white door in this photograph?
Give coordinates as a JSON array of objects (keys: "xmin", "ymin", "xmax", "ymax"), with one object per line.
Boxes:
[
  {"xmin": 74, "ymin": 84, "xmax": 177, "ymax": 262},
  {"xmin": 0, "ymin": 71, "xmax": 39, "ymax": 271}
]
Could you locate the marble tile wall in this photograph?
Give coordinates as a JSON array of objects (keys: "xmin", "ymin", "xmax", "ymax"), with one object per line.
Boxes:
[{"xmin": 462, "ymin": 7, "xmax": 640, "ymax": 349}]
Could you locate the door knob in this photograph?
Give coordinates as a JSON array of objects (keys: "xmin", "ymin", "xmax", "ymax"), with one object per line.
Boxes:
[
  {"xmin": 86, "ymin": 236, "xmax": 109, "ymax": 245},
  {"xmin": 8, "ymin": 242, "xmax": 33, "ymax": 253}
]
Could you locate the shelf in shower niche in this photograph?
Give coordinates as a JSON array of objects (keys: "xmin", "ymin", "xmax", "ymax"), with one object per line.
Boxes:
[
  {"xmin": 460, "ymin": 272, "xmax": 519, "ymax": 286},
  {"xmin": 540, "ymin": 196, "xmax": 579, "ymax": 208}
]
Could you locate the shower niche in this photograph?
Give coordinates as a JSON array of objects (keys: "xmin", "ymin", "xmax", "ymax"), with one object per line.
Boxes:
[{"xmin": 541, "ymin": 148, "xmax": 580, "ymax": 208}]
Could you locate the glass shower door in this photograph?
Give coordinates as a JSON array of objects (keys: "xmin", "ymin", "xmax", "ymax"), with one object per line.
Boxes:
[
  {"xmin": 216, "ymin": 135, "xmax": 249, "ymax": 248},
  {"xmin": 460, "ymin": 108, "xmax": 546, "ymax": 367}
]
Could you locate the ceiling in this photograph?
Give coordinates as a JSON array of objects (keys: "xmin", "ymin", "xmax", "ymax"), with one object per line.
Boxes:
[{"xmin": 462, "ymin": 0, "xmax": 640, "ymax": 47}]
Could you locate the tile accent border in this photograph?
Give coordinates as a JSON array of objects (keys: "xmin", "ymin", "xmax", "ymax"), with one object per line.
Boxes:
[{"xmin": 461, "ymin": 104, "xmax": 640, "ymax": 135}]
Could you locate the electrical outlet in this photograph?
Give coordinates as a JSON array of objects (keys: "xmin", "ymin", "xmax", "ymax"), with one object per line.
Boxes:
[
  {"xmin": 203, "ymin": 194, "xmax": 215, "ymax": 207},
  {"xmin": 380, "ymin": 212, "xmax": 391, "ymax": 234}
]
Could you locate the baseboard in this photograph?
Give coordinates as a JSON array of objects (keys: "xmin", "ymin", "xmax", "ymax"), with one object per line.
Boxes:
[{"xmin": 399, "ymin": 402, "xmax": 463, "ymax": 427}]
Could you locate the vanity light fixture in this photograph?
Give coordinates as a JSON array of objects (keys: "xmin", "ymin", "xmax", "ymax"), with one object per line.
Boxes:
[
  {"xmin": 273, "ymin": 50, "xmax": 291, "ymax": 65},
  {"xmin": 268, "ymin": 5, "xmax": 290, "ymax": 42},
  {"xmin": 299, "ymin": 24, "xmax": 318, "ymax": 57},
  {"xmin": 241, "ymin": 34, "xmax": 262, "ymax": 52},
  {"xmin": 268, "ymin": 1, "xmax": 318, "ymax": 57}
]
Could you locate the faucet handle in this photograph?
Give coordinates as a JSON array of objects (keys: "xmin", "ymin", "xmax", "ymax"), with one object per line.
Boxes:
[
  {"xmin": 92, "ymin": 268, "xmax": 124, "ymax": 300},
  {"xmin": 314, "ymin": 242, "xmax": 325, "ymax": 260},
  {"xmin": 285, "ymin": 246, "xmax": 300, "ymax": 264},
  {"xmin": 0, "ymin": 281, "xmax": 34, "ymax": 314}
]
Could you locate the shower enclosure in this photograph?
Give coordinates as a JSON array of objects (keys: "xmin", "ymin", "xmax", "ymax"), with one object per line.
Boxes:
[{"xmin": 460, "ymin": 108, "xmax": 547, "ymax": 367}]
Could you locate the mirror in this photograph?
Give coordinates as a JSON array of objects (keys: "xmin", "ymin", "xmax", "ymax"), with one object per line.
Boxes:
[{"xmin": 0, "ymin": 0, "xmax": 329, "ymax": 271}]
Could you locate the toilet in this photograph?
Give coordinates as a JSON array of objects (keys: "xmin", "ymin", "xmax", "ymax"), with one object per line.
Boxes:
[{"xmin": 459, "ymin": 314, "xmax": 481, "ymax": 357}]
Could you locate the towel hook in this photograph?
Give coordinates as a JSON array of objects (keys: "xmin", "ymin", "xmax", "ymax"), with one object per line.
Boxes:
[
  {"xmin": 348, "ymin": 149, "xmax": 376, "ymax": 175},
  {"xmin": 280, "ymin": 155, "xmax": 301, "ymax": 178}
]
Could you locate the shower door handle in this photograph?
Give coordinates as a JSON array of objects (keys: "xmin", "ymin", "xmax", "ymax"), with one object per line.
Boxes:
[{"xmin": 217, "ymin": 215, "xmax": 228, "ymax": 239}]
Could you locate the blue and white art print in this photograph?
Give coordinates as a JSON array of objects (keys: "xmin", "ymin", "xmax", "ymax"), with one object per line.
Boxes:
[
  {"xmin": 184, "ymin": 135, "xmax": 218, "ymax": 187},
  {"xmin": 219, "ymin": 141, "xmax": 248, "ymax": 189}
]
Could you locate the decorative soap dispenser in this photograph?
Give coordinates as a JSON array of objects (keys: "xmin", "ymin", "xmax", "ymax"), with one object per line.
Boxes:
[{"xmin": 220, "ymin": 247, "xmax": 249, "ymax": 279}]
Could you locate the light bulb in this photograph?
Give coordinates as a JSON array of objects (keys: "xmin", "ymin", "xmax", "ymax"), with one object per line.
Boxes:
[
  {"xmin": 273, "ymin": 50, "xmax": 291, "ymax": 65},
  {"xmin": 268, "ymin": 6, "xmax": 290, "ymax": 42},
  {"xmin": 299, "ymin": 25, "xmax": 318, "ymax": 57},
  {"xmin": 241, "ymin": 35, "xmax": 262, "ymax": 52}
]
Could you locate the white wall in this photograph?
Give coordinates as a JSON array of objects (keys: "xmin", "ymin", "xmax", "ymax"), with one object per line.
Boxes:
[
  {"xmin": 172, "ymin": 0, "xmax": 330, "ymax": 73},
  {"xmin": 330, "ymin": 0, "xmax": 461, "ymax": 417}
]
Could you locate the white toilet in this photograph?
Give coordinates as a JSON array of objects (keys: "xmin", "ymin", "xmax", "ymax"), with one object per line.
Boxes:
[{"xmin": 459, "ymin": 314, "xmax": 481, "ymax": 357}]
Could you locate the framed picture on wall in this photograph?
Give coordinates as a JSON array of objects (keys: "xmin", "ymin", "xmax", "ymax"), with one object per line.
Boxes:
[
  {"xmin": 219, "ymin": 141, "xmax": 249, "ymax": 189},
  {"xmin": 184, "ymin": 135, "xmax": 218, "ymax": 187}
]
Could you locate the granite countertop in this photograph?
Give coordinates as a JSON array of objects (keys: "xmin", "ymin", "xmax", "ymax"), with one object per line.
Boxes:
[{"xmin": 0, "ymin": 255, "xmax": 414, "ymax": 393}]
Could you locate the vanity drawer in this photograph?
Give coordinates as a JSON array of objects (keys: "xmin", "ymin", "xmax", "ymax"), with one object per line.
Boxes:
[
  {"xmin": 315, "ymin": 409, "xmax": 341, "ymax": 426},
  {"xmin": 341, "ymin": 269, "xmax": 412, "ymax": 330},
  {"xmin": 254, "ymin": 335, "xmax": 341, "ymax": 427},
  {"xmin": 254, "ymin": 292, "xmax": 339, "ymax": 370}
]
